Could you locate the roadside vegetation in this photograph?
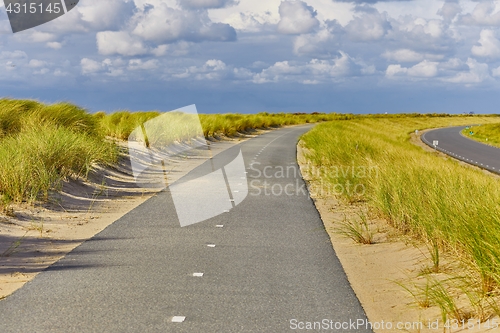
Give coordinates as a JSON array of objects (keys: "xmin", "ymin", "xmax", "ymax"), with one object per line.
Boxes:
[
  {"xmin": 0, "ymin": 99, "xmax": 350, "ymax": 204},
  {"xmin": 462, "ymin": 123, "xmax": 500, "ymax": 148},
  {"xmin": 300, "ymin": 115, "xmax": 500, "ymax": 322},
  {"xmin": 0, "ymin": 99, "xmax": 117, "ymax": 204},
  {"xmin": 94, "ymin": 110, "xmax": 352, "ymax": 140}
]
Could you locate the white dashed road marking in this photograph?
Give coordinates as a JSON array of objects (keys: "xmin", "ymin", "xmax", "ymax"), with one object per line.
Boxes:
[{"xmin": 171, "ymin": 316, "xmax": 186, "ymax": 323}]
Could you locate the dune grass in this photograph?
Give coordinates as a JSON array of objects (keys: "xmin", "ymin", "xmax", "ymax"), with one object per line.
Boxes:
[
  {"xmin": 300, "ymin": 115, "xmax": 500, "ymax": 317},
  {"xmin": 0, "ymin": 99, "xmax": 117, "ymax": 204},
  {"xmin": 96, "ymin": 110, "xmax": 351, "ymax": 140},
  {"xmin": 0, "ymin": 101, "xmax": 348, "ymax": 204},
  {"xmin": 461, "ymin": 123, "xmax": 500, "ymax": 148},
  {"xmin": 93, "ymin": 111, "xmax": 160, "ymax": 141}
]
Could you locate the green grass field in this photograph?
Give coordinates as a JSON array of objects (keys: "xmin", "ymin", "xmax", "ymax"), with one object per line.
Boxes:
[{"xmin": 462, "ymin": 123, "xmax": 500, "ymax": 148}]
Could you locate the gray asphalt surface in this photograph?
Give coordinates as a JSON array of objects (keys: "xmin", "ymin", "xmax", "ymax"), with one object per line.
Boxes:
[
  {"xmin": 422, "ymin": 126, "xmax": 500, "ymax": 174},
  {"xmin": 0, "ymin": 125, "xmax": 372, "ymax": 333}
]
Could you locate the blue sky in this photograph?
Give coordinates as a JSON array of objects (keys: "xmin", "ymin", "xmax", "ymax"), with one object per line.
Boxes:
[{"xmin": 1, "ymin": 0, "xmax": 500, "ymax": 114}]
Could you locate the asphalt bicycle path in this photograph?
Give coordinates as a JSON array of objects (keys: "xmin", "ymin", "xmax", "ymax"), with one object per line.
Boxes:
[
  {"xmin": 422, "ymin": 126, "xmax": 500, "ymax": 174},
  {"xmin": 0, "ymin": 125, "xmax": 372, "ymax": 333}
]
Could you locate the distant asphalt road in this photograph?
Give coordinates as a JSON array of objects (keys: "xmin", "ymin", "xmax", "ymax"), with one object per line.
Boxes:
[
  {"xmin": 422, "ymin": 126, "xmax": 500, "ymax": 174},
  {"xmin": 0, "ymin": 126, "xmax": 372, "ymax": 332}
]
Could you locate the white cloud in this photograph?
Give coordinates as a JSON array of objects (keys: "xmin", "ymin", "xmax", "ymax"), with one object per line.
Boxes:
[
  {"xmin": 254, "ymin": 61, "xmax": 301, "ymax": 83},
  {"xmin": 388, "ymin": 15, "xmax": 449, "ymax": 43},
  {"xmin": 302, "ymin": 79, "xmax": 319, "ymax": 84},
  {"xmin": 128, "ymin": 59, "xmax": 159, "ymax": 70},
  {"xmin": 33, "ymin": 68, "xmax": 50, "ymax": 75},
  {"xmin": 293, "ymin": 29, "xmax": 334, "ymax": 55},
  {"xmin": 22, "ymin": 31, "xmax": 56, "ymax": 43},
  {"xmin": 78, "ymin": 0, "xmax": 135, "ymax": 30},
  {"xmin": 180, "ymin": 0, "xmax": 238, "ymax": 9},
  {"xmin": 29, "ymin": 59, "xmax": 48, "ymax": 68},
  {"xmin": 207, "ymin": 0, "xmax": 281, "ymax": 28},
  {"xmin": 383, "ymin": 49, "xmax": 423, "ymax": 62},
  {"xmin": 360, "ymin": 64, "xmax": 376, "ymax": 75},
  {"xmin": 277, "ymin": 1, "xmax": 320, "ymax": 35},
  {"xmin": 471, "ymin": 29, "xmax": 500, "ymax": 59},
  {"xmin": 444, "ymin": 58, "xmax": 491, "ymax": 84},
  {"xmin": 81, "ymin": 57, "xmax": 131, "ymax": 76},
  {"xmin": 459, "ymin": 1, "xmax": 500, "ymax": 26},
  {"xmin": 233, "ymin": 66, "xmax": 253, "ymax": 79},
  {"xmin": 102, "ymin": 58, "xmax": 127, "ymax": 76},
  {"xmin": 151, "ymin": 45, "xmax": 169, "ymax": 57},
  {"xmin": 423, "ymin": 19, "xmax": 443, "ymax": 38},
  {"xmin": 173, "ymin": 59, "xmax": 251, "ymax": 80},
  {"xmin": 492, "ymin": 65, "xmax": 500, "ymax": 77},
  {"xmin": 102, "ymin": 58, "xmax": 126, "ymax": 68},
  {"xmin": 437, "ymin": 1, "xmax": 462, "ymax": 23},
  {"xmin": 345, "ymin": 9, "xmax": 390, "ymax": 41},
  {"xmin": 46, "ymin": 42, "xmax": 62, "ymax": 49},
  {"xmin": 97, "ymin": 31, "xmax": 148, "ymax": 56},
  {"xmin": 39, "ymin": 0, "xmax": 135, "ymax": 33},
  {"xmin": 253, "ymin": 52, "xmax": 351, "ymax": 83},
  {"xmin": 291, "ymin": 19, "xmax": 344, "ymax": 57},
  {"xmin": 382, "ymin": 49, "xmax": 444, "ymax": 62},
  {"xmin": 131, "ymin": 3, "xmax": 236, "ymax": 43},
  {"xmin": 81, "ymin": 58, "xmax": 103, "ymax": 75},
  {"xmin": 0, "ymin": 52, "xmax": 29, "ymax": 72},
  {"xmin": 395, "ymin": 17, "xmax": 443, "ymax": 38},
  {"xmin": 54, "ymin": 69, "xmax": 68, "ymax": 77},
  {"xmin": 440, "ymin": 57, "xmax": 465, "ymax": 70},
  {"xmin": 0, "ymin": 51, "xmax": 28, "ymax": 60},
  {"xmin": 407, "ymin": 60, "xmax": 438, "ymax": 77},
  {"xmin": 49, "ymin": 1, "xmax": 239, "ymax": 58},
  {"xmin": 5, "ymin": 62, "xmax": 16, "ymax": 71},
  {"xmin": 386, "ymin": 60, "xmax": 438, "ymax": 78},
  {"xmin": 220, "ymin": 11, "xmax": 274, "ymax": 32},
  {"xmin": 386, "ymin": 15, "xmax": 453, "ymax": 53},
  {"xmin": 134, "ymin": 42, "xmax": 192, "ymax": 57},
  {"xmin": 385, "ymin": 64, "xmax": 407, "ymax": 77}
]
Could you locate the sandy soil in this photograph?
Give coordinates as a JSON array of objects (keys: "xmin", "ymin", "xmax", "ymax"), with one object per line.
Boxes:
[
  {"xmin": 297, "ymin": 138, "xmax": 497, "ymax": 333},
  {"xmin": 0, "ymin": 136, "xmax": 246, "ymax": 300}
]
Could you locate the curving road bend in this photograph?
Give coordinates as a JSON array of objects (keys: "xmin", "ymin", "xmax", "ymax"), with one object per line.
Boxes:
[
  {"xmin": 421, "ymin": 126, "xmax": 500, "ymax": 174},
  {"xmin": 0, "ymin": 125, "xmax": 372, "ymax": 333}
]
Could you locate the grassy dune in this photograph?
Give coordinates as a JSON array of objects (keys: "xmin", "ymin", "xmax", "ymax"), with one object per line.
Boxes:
[
  {"xmin": 95, "ymin": 110, "xmax": 351, "ymax": 140},
  {"xmin": 0, "ymin": 99, "xmax": 117, "ymax": 204},
  {"xmin": 462, "ymin": 123, "xmax": 500, "ymax": 148},
  {"xmin": 0, "ymin": 100, "xmax": 348, "ymax": 203},
  {"xmin": 301, "ymin": 115, "xmax": 500, "ymax": 318}
]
